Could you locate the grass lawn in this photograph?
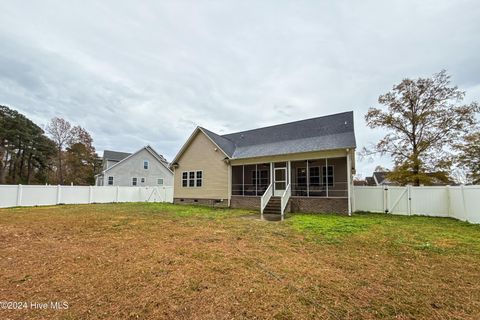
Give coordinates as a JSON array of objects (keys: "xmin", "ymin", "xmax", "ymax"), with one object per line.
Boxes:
[{"xmin": 1, "ymin": 203, "xmax": 479, "ymax": 319}]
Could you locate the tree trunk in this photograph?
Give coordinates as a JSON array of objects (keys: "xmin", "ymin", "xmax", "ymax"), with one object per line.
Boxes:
[
  {"xmin": 58, "ymin": 147, "xmax": 63, "ymax": 184},
  {"xmin": 27, "ymin": 153, "xmax": 33, "ymax": 184}
]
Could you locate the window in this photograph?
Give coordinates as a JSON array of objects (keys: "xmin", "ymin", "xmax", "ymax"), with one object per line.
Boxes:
[
  {"xmin": 108, "ymin": 176, "xmax": 114, "ymax": 185},
  {"xmin": 182, "ymin": 171, "xmax": 203, "ymax": 187},
  {"xmin": 157, "ymin": 178, "xmax": 164, "ymax": 186},
  {"xmin": 141, "ymin": 177, "xmax": 145, "ymax": 183},
  {"xmin": 322, "ymin": 166, "xmax": 334, "ymax": 187},
  {"xmin": 143, "ymin": 160, "xmax": 149, "ymax": 169},
  {"xmin": 189, "ymin": 172, "xmax": 195, "ymax": 187},
  {"xmin": 182, "ymin": 172, "xmax": 188, "ymax": 187},
  {"xmin": 132, "ymin": 177, "xmax": 137, "ymax": 186},
  {"xmin": 309, "ymin": 167, "xmax": 320, "ymax": 187},
  {"xmin": 196, "ymin": 171, "xmax": 202, "ymax": 187},
  {"xmin": 297, "ymin": 168, "xmax": 307, "ymax": 186}
]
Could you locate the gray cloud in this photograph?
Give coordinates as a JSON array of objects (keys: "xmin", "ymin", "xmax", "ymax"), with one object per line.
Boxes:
[{"xmin": 0, "ymin": 0, "xmax": 479, "ymax": 178}]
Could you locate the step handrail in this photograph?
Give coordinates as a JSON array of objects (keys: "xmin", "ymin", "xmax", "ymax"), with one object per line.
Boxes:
[
  {"xmin": 280, "ymin": 183, "xmax": 291, "ymax": 220},
  {"xmin": 260, "ymin": 183, "xmax": 273, "ymax": 218}
]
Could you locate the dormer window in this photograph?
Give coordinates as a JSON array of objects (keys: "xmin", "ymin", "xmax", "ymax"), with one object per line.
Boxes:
[{"xmin": 143, "ymin": 160, "xmax": 149, "ymax": 169}]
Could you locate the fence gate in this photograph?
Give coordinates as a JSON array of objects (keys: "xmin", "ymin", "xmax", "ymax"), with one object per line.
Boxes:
[{"xmin": 384, "ymin": 186, "xmax": 411, "ymax": 215}]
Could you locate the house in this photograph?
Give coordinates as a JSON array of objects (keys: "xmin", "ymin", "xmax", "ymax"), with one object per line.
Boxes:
[
  {"xmin": 95, "ymin": 145, "xmax": 173, "ymax": 187},
  {"xmin": 170, "ymin": 111, "xmax": 356, "ymax": 217},
  {"xmin": 366, "ymin": 171, "xmax": 455, "ymax": 186},
  {"xmin": 366, "ymin": 171, "xmax": 399, "ymax": 186}
]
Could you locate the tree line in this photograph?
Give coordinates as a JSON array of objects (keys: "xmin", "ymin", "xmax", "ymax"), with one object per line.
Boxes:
[
  {"xmin": 364, "ymin": 70, "xmax": 480, "ymax": 185},
  {"xmin": 0, "ymin": 105, "xmax": 101, "ymax": 185}
]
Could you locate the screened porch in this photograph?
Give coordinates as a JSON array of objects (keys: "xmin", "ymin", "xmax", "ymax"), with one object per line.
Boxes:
[{"xmin": 231, "ymin": 157, "xmax": 349, "ymax": 198}]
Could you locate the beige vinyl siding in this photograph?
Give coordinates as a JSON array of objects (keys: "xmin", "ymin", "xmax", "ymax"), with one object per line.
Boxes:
[{"xmin": 174, "ymin": 131, "xmax": 229, "ymax": 199}]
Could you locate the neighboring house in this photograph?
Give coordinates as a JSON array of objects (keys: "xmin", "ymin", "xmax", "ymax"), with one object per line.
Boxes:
[
  {"xmin": 170, "ymin": 111, "xmax": 356, "ymax": 215},
  {"xmin": 366, "ymin": 171, "xmax": 454, "ymax": 186},
  {"xmin": 95, "ymin": 146, "xmax": 173, "ymax": 187},
  {"xmin": 370, "ymin": 171, "xmax": 399, "ymax": 186}
]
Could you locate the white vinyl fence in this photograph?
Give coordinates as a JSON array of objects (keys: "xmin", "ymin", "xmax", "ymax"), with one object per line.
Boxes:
[
  {"xmin": 353, "ymin": 185, "xmax": 480, "ymax": 223},
  {"xmin": 0, "ymin": 185, "xmax": 173, "ymax": 208}
]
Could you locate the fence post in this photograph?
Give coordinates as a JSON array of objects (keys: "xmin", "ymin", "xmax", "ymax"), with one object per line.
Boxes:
[
  {"xmin": 407, "ymin": 185, "xmax": 412, "ymax": 215},
  {"xmin": 16, "ymin": 184, "xmax": 23, "ymax": 206},
  {"xmin": 56, "ymin": 185, "xmax": 61, "ymax": 204},
  {"xmin": 383, "ymin": 186, "xmax": 389, "ymax": 213},
  {"xmin": 116, "ymin": 186, "xmax": 120, "ymax": 203},
  {"xmin": 445, "ymin": 185, "xmax": 451, "ymax": 217},
  {"xmin": 89, "ymin": 186, "xmax": 93, "ymax": 204},
  {"xmin": 461, "ymin": 185, "xmax": 467, "ymax": 219}
]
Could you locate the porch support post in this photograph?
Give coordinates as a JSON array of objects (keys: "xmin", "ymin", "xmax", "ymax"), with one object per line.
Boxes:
[
  {"xmin": 270, "ymin": 162, "xmax": 273, "ymax": 189},
  {"xmin": 255, "ymin": 164, "xmax": 258, "ymax": 196},
  {"xmin": 325, "ymin": 158, "xmax": 329, "ymax": 197},
  {"xmin": 306, "ymin": 160, "xmax": 309, "ymax": 197},
  {"xmin": 242, "ymin": 165, "xmax": 245, "ymax": 196},
  {"xmin": 287, "ymin": 160, "xmax": 291, "ymax": 185},
  {"xmin": 346, "ymin": 149, "xmax": 352, "ymax": 216}
]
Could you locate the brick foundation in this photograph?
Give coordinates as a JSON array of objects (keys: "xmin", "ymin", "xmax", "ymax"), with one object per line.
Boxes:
[
  {"xmin": 173, "ymin": 198, "xmax": 228, "ymax": 208},
  {"xmin": 289, "ymin": 197, "xmax": 348, "ymax": 214},
  {"xmin": 230, "ymin": 196, "xmax": 347, "ymax": 214},
  {"xmin": 230, "ymin": 196, "xmax": 260, "ymax": 210}
]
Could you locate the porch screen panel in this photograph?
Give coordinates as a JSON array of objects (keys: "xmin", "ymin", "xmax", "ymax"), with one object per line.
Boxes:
[
  {"xmin": 243, "ymin": 165, "xmax": 256, "ymax": 196},
  {"xmin": 326, "ymin": 157, "xmax": 347, "ymax": 197},
  {"xmin": 308, "ymin": 159, "xmax": 325, "ymax": 197},
  {"xmin": 231, "ymin": 166, "xmax": 243, "ymax": 195},
  {"xmin": 255, "ymin": 163, "xmax": 270, "ymax": 196}
]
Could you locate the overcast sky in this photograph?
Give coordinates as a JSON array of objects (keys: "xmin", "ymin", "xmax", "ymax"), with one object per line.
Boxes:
[{"xmin": 0, "ymin": 0, "xmax": 479, "ymax": 178}]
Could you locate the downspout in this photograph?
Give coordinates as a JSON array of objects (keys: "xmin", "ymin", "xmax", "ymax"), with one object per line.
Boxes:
[{"xmin": 346, "ymin": 148, "xmax": 352, "ymax": 216}]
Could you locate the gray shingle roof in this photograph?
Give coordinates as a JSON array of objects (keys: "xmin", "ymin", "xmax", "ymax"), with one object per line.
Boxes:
[
  {"xmin": 103, "ymin": 150, "xmax": 132, "ymax": 162},
  {"xmin": 201, "ymin": 111, "xmax": 356, "ymax": 159}
]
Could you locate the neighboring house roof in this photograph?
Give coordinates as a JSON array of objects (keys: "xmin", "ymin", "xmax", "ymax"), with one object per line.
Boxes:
[
  {"xmin": 100, "ymin": 145, "xmax": 172, "ymax": 175},
  {"xmin": 354, "ymin": 180, "xmax": 367, "ymax": 186},
  {"xmin": 173, "ymin": 111, "xmax": 356, "ymax": 163},
  {"xmin": 369, "ymin": 171, "xmax": 455, "ymax": 186},
  {"xmin": 365, "ymin": 176, "xmax": 376, "ymax": 186},
  {"xmin": 103, "ymin": 150, "xmax": 132, "ymax": 162}
]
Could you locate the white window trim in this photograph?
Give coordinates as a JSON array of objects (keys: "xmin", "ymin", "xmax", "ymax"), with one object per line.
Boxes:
[
  {"xmin": 132, "ymin": 177, "xmax": 138, "ymax": 186},
  {"xmin": 182, "ymin": 170, "xmax": 203, "ymax": 187},
  {"xmin": 143, "ymin": 160, "xmax": 149, "ymax": 170},
  {"xmin": 195, "ymin": 170, "xmax": 203, "ymax": 187},
  {"xmin": 141, "ymin": 177, "xmax": 146, "ymax": 184},
  {"xmin": 157, "ymin": 178, "xmax": 164, "ymax": 186},
  {"xmin": 108, "ymin": 176, "xmax": 114, "ymax": 186},
  {"xmin": 182, "ymin": 172, "xmax": 188, "ymax": 187}
]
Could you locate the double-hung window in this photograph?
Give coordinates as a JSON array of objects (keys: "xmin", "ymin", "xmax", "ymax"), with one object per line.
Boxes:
[
  {"xmin": 196, "ymin": 171, "xmax": 202, "ymax": 187},
  {"xmin": 143, "ymin": 160, "xmax": 149, "ymax": 169},
  {"xmin": 189, "ymin": 172, "xmax": 195, "ymax": 187},
  {"xmin": 108, "ymin": 176, "xmax": 114, "ymax": 185},
  {"xmin": 182, "ymin": 172, "xmax": 188, "ymax": 187},
  {"xmin": 309, "ymin": 167, "xmax": 320, "ymax": 187},
  {"xmin": 182, "ymin": 171, "xmax": 203, "ymax": 187},
  {"xmin": 132, "ymin": 177, "xmax": 137, "ymax": 186},
  {"xmin": 157, "ymin": 178, "xmax": 164, "ymax": 186},
  {"xmin": 322, "ymin": 165, "xmax": 334, "ymax": 187}
]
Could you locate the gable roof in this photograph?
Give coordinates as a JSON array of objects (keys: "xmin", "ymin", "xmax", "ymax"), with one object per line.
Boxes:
[
  {"xmin": 103, "ymin": 150, "xmax": 131, "ymax": 162},
  {"xmin": 172, "ymin": 111, "xmax": 356, "ymax": 163},
  {"xmin": 102, "ymin": 145, "xmax": 172, "ymax": 174},
  {"xmin": 200, "ymin": 127, "xmax": 236, "ymax": 157}
]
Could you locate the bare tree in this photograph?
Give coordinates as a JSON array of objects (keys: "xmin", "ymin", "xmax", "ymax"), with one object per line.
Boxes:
[
  {"xmin": 365, "ymin": 70, "xmax": 479, "ymax": 185},
  {"xmin": 46, "ymin": 117, "xmax": 74, "ymax": 184},
  {"xmin": 455, "ymin": 131, "xmax": 480, "ymax": 184}
]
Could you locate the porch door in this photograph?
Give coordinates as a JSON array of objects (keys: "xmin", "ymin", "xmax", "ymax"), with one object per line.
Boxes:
[{"xmin": 274, "ymin": 167, "xmax": 287, "ymax": 196}]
